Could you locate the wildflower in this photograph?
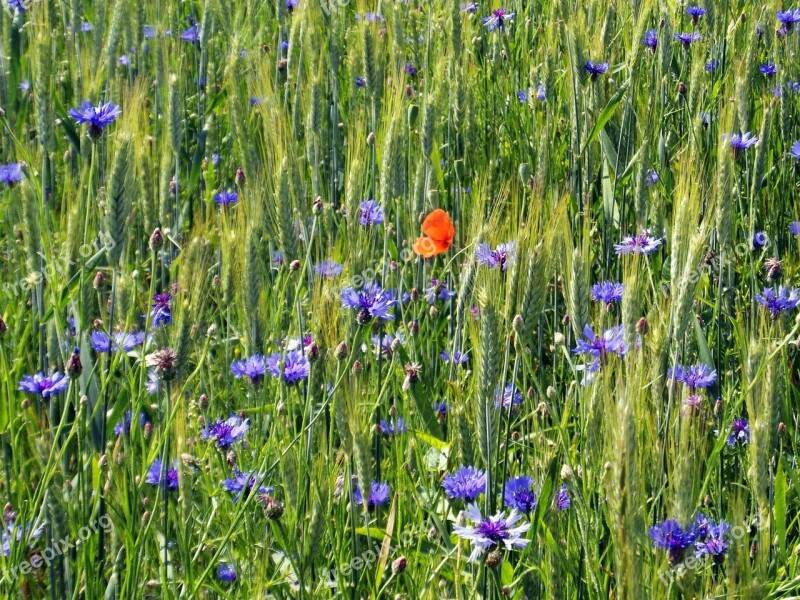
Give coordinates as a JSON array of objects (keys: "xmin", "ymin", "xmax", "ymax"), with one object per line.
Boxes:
[
  {"xmin": 614, "ymin": 230, "xmax": 663, "ymax": 255},
  {"xmin": 266, "ymin": 350, "xmax": 310, "ymax": 385},
  {"xmin": 503, "ymin": 476, "xmax": 537, "ymax": 514},
  {"xmin": 759, "ymin": 63, "xmax": 777, "ymax": 77},
  {"xmin": 358, "ymin": 199, "xmax": 384, "ymax": 226},
  {"xmin": 555, "ymin": 484, "xmax": 570, "ymax": 511},
  {"xmin": 371, "ymin": 331, "xmax": 405, "ymax": 357},
  {"xmin": 117, "ymin": 55, "xmax": 130, "ymax": 66},
  {"xmin": 765, "ymin": 256, "xmax": 783, "ymax": 279},
  {"xmin": 150, "ymin": 293, "xmax": 172, "ymax": 327},
  {"xmin": 216, "ymin": 563, "xmax": 237, "ymax": 583},
  {"xmin": 230, "ymin": 355, "xmax": 267, "ymax": 385},
  {"xmin": 145, "ymin": 370, "xmax": 161, "ymax": 395},
  {"xmin": 89, "ymin": 330, "xmax": 147, "ymax": 353},
  {"xmin": 354, "ymin": 481, "xmax": 390, "ymax": 511},
  {"xmin": 314, "ymin": 259, "xmax": 343, "ymax": 278},
  {"xmin": 0, "ymin": 163, "xmax": 23, "ymax": 187},
  {"xmin": 649, "ymin": 519, "xmax": 695, "ymax": 564},
  {"xmin": 222, "ymin": 470, "xmax": 272, "ymax": 502},
  {"xmin": 789, "ymin": 141, "xmax": 800, "ymax": 160},
  {"xmin": 790, "ymin": 221, "xmax": 800, "ymax": 236},
  {"xmin": 573, "ymin": 324, "xmax": 628, "ymax": 360},
  {"xmin": 143, "ymin": 25, "xmax": 155, "ymax": 39},
  {"xmin": 590, "ymin": 281, "xmax": 623, "ymax": 305},
  {"xmin": 355, "ymin": 76, "xmax": 366, "ymax": 88},
  {"xmin": 494, "ymin": 383, "xmax": 523, "ymax": 409},
  {"xmin": 516, "ymin": 90, "xmax": 528, "ymax": 103},
  {"xmin": 645, "ymin": 169, "xmax": 659, "ymax": 186},
  {"xmin": 214, "ymin": 191, "xmax": 238, "ymax": 206},
  {"xmin": 705, "ymin": 59, "xmax": 719, "ymax": 72},
  {"xmin": 7, "ymin": 0, "xmax": 25, "ymax": 13},
  {"xmin": 180, "ymin": 24, "xmax": 201, "ymax": 43},
  {"xmin": 643, "ymin": 29, "xmax": 658, "ymax": 51},
  {"xmin": 286, "ymin": 0, "xmax": 298, "ymax": 12},
  {"xmin": 442, "ymin": 466, "xmax": 486, "ymax": 502},
  {"xmin": 66, "ymin": 348, "xmax": 82, "ymax": 378},
  {"xmin": 777, "ymin": 9, "xmax": 800, "ymax": 30},
  {"xmin": 536, "ymin": 84, "xmax": 546, "ymax": 101},
  {"xmin": 482, "ymin": 9, "xmax": 514, "ymax": 32},
  {"xmin": 686, "ymin": 6, "xmax": 706, "ymax": 22},
  {"xmin": 584, "ymin": 60, "xmax": 609, "ymax": 81},
  {"xmin": 113, "ymin": 410, "xmax": 148, "ymax": 435},
  {"xmin": 755, "ymin": 286, "xmax": 800, "ymax": 317},
  {"xmin": 475, "ymin": 242, "xmax": 514, "ymax": 271},
  {"xmin": 80, "ymin": 21, "xmax": 92, "ymax": 32},
  {"xmin": 667, "ymin": 364, "xmax": 717, "ymax": 392},
  {"xmin": 341, "ymin": 282, "xmax": 396, "ymax": 323},
  {"xmin": 379, "ymin": 418, "xmax": 406, "ymax": 436},
  {"xmin": 146, "ymin": 348, "xmax": 178, "ymax": 381},
  {"xmin": 18, "ymin": 81, "xmax": 29, "ymax": 91},
  {"xmin": 727, "ymin": 418, "xmax": 750, "ymax": 447},
  {"xmin": 695, "ymin": 520, "xmax": 730, "ymax": 563},
  {"xmin": 145, "ymin": 458, "xmax": 179, "ymax": 491},
  {"xmin": 67, "ymin": 101, "xmax": 121, "ymax": 139},
  {"xmin": 425, "ymin": 278, "xmax": 456, "ymax": 303},
  {"xmin": 19, "ymin": 371, "xmax": 69, "ymax": 399},
  {"xmin": 405, "ymin": 63, "xmax": 417, "ymax": 77},
  {"xmin": 434, "ymin": 402, "xmax": 449, "ymax": 422},
  {"xmin": 201, "ymin": 415, "xmax": 250, "ymax": 448},
  {"xmin": 753, "ymin": 231, "xmax": 768, "ymax": 249},
  {"xmin": 453, "ymin": 504, "xmax": 531, "ymax": 563},
  {"xmin": 440, "ymin": 350, "xmax": 469, "ymax": 365},
  {"xmin": 726, "ymin": 132, "xmax": 759, "ymax": 157},
  {"xmin": 674, "ymin": 32, "xmax": 703, "ymax": 48}
]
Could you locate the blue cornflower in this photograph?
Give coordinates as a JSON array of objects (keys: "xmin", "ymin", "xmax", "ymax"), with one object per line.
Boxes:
[
  {"xmin": 358, "ymin": 199, "xmax": 384, "ymax": 226},
  {"xmin": 705, "ymin": 60, "xmax": 719, "ymax": 72},
  {"xmin": 755, "ymin": 286, "xmax": 800, "ymax": 317},
  {"xmin": 89, "ymin": 330, "xmax": 147, "ymax": 353},
  {"xmin": 113, "ymin": 410, "xmax": 148, "ymax": 435},
  {"xmin": 536, "ymin": 84, "xmax": 546, "ymax": 101},
  {"xmin": 355, "ymin": 76, "xmax": 366, "ymax": 88},
  {"xmin": 222, "ymin": 470, "xmax": 272, "ymax": 502},
  {"xmin": 440, "ymin": 350, "xmax": 469, "ymax": 365},
  {"xmin": 614, "ymin": 230, "xmax": 663, "ymax": 255},
  {"xmin": 460, "ymin": 2, "xmax": 478, "ymax": 13},
  {"xmin": 354, "ymin": 481, "xmax": 390, "ymax": 511},
  {"xmin": 667, "ymin": 364, "xmax": 717, "ymax": 392},
  {"xmin": 18, "ymin": 372, "xmax": 69, "ymax": 398},
  {"xmin": 145, "ymin": 458, "xmax": 179, "ymax": 491},
  {"xmin": 266, "ymin": 350, "xmax": 310, "ymax": 385},
  {"xmin": 314, "ymin": 259, "xmax": 343, "ymax": 277},
  {"xmin": 516, "ymin": 90, "xmax": 528, "ymax": 103},
  {"xmin": 789, "ymin": 141, "xmax": 800, "ymax": 160},
  {"xmin": 759, "ymin": 63, "xmax": 778, "ymax": 77},
  {"xmin": 18, "ymin": 81, "xmax": 29, "ymax": 91},
  {"xmin": 201, "ymin": 415, "xmax": 250, "ymax": 448},
  {"xmin": 727, "ymin": 132, "xmax": 759, "ymax": 157},
  {"xmin": 117, "ymin": 55, "xmax": 130, "ymax": 66},
  {"xmin": 590, "ymin": 281, "xmax": 623, "ymax": 305},
  {"xmin": 67, "ymin": 101, "xmax": 121, "ymax": 138},
  {"xmin": 442, "ymin": 466, "xmax": 486, "ymax": 502},
  {"xmin": 482, "ymin": 9, "xmax": 514, "ymax": 32},
  {"xmin": 405, "ymin": 63, "xmax": 417, "ymax": 77},
  {"xmin": 216, "ymin": 563, "xmax": 237, "ymax": 583},
  {"xmin": 555, "ymin": 484, "xmax": 571, "ymax": 511},
  {"xmin": 214, "ymin": 190, "xmax": 238, "ymax": 206},
  {"xmin": 144, "ymin": 25, "xmax": 155, "ymax": 39},
  {"xmin": 80, "ymin": 21, "xmax": 92, "ymax": 32},
  {"xmin": 777, "ymin": 9, "xmax": 800, "ymax": 30},
  {"xmin": 686, "ymin": 6, "xmax": 706, "ymax": 22},
  {"xmin": 475, "ymin": 242, "xmax": 514, "ymax": 271},
  {"xmin": 649, "ymin": 519, "xmax": 695, "ymax": 564},
  {"xmin": 180, "ymin": 24, "xmax": 201, "ymax": 43},
  {"xmin": 584, "ymin": 60, "xmax": 609, "ymax": 81},
  {"xmin": 371, "ymin": 331, "xmax": 405, "ymax": 357},
  {"xmin": 434, "ymin": 401, "xmax": 449, "ymax": 421},
  {"xmin": 379, "ymin": 418, "xmax": 406, "ymax": 436},
  {"xmin": 494, "ymin": 383, "xmax": 523, "ymax": 409},
  {"xmin": 7, "ymin": 0, "xmax": 25, "ymax": 13},
  {"xmin": 0, "ymin": 163, "xmax": 23, "ymax": 187},
  {"xmin": 286, "ymin": 0, "xmax": 298, "ymax": 13},
  {"xmin": 573, "ymin": 324, "xmax": 628, "ymax": 359},
  {"xmin": 341, "ymin": 282, "xmax": 397, "ymax": 323},
  {"xmin": 453, "ymin": 504, "xmax": 530, "ymax": 563},
  {"xmin": 425, "ymin": 278, "xmax": 456, "ymax": 303},
  {"xmin": 695, "ymin": 520, "xmax": 729, "ymax": 562},
  {"xmin": 503, "ymin": 476, "xmax": 537, "ymax": 514},
  {"xmin": 674, "ymin": 32, "xmax": 702, "ymax": 47},
  {"xmin": 646, "ymin": 169, "xmax": 659, "ymax": 186},
  {"xmin": 727, "ymin": 418, "xmax": 750, "ymax": 447},
  {"xmin": 643, "ymin": 29, "xmax": 658, "ymax": 51},
  {"xmin": 230, "ymin": 355, "xmax": 268, "ymax": 385},
  {"xmin": 150, "ymin": 293, "xmax": 172, "ymax": 327},
  {"xmin": 790, "ymin": 221, "xmax": 800, "ymax": 236},
  {"xmin": 753, "ymin": 230, "xmax": 768, "ymax": 249}
]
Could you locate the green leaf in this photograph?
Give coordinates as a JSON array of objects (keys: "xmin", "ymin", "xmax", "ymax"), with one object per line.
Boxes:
[
  {"xmin": 776, "ymin": 458, "xmax": 787, "ymax": 564},
  {"xmin": 580, "ymin": 79, "xmax": 630, "ymax": 155}
]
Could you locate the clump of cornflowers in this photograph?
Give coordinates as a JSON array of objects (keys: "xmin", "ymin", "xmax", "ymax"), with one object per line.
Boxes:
[
  {"xmin": 643, "ymin": 29, "xmax": 658, "ymax": 51},
  {"xmin": 222, "ymin": 470, "xmax": 272, "ymax": 502},
  {"xmin": 453, "ymin": 504, "xmax": 531, "ymax": 563},
  {"xmin": 90, "ymin": 330, "xmax": 147, "ymax": 353},
  {"xmin": 266, "ymin": 350, "xmax": 310, "ymax": 385},
  {"xmin": 591, "ymin": 281, "xmax": 623, "ymax": 305},
  {"xmin": 214, "ymin": 190, "xmax": 238, "ymax": 206},
  {"xmin": 755, "ymin": 286, "xmax": 800, "ymax": 318},
  {"xmin": 113, "ymin": 410, "xmax": 148, "ymax": 435},
  {"xmin": 151, "ymin": 293, "xmax": 172, "ymax": 327},
  {"xmin": 425, "ymin": 278, "xmax": 456, "ymax": 303},
  {"xmin": 440, "ymin": 349, "xmax": 469, "ymax": 365},
  {"xmin": 649, "ymin": 519, "xmax": 696, "ymax": 564},
  {"xmin": 759, "ymin": 63, "xmax": 777, "ymax": 77},
  {"xmin": 358, "ymin": 199, "xmax": 384, "ymax": 226},
  {"xmin": 475, "ymin": 242, "xmax": 514, "ymax": 271},
  {"xmin": 201, "ymin": 415, "xmax": 250, "ymax": 448},
  {"xmin": 584, "ymin": 60, "xmax": 608, "ymax": 81},
  {"xmin": 442, "ymin": 466, "xmax": 486, "ymax": 502},
  {"xmin": 216, "ymin": 563, "xmax": 237, "ymax": 583},
  {"xmin": 145, "ymin": 458, "xmax": 179, "ymax": 491},
  {"xmin": 341, "ymin": 282, "xmax": 397, "ymax": 323},
  {"xmin": 686, "ymin": 5, "xmax": 705, "ymax": 22},
  {"xmin": 614, "ymin": 230, "xmax": 663, "ymax": 255},
  {"xmin": 379, "ymin": 417, "xmax": 406, "ymax": 436},
  {"xmin": 482, "ymin": 9, "xmax": 514, "ymax": 32},
  {"xmin": 18, "ymin": 372, "xmax": 69, "ymax": 399},
  {"xmin": 694, "ymin": 519, "xmax": 730, "ymax": 563},
  {"xmin": 504, "ymin": 476, "xmax": 537, "ymax": 514},
  {"xmin": 727, "ymin": 418, "xmax": 750, "ymax": 447},
  {"xmin": 674, "ymin": 32, "xmax": 702, "ymax": 48},
  {"xmin": 230, "ymin": 354, "xmax": 267, "ymax": 385},
  {"xmin": 354, "ymin": 481, "xmax": 390, "ymax": 512},
  {"xmin": 314, "ymin": 259, "xmax": 343, "ymax": 278},
  {"xmin": 0, "ymin": 163, "xmax": 23, "ymax": 187},
  {"xmin": 726, "ymin": 132, "xmax": 758, "ymax": 158},
  {"xmin": 67, "ymin": 101, "xmax": 121, "ymax": 139}
]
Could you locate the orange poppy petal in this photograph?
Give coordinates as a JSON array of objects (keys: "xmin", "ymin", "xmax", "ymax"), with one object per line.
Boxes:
[{"xmin": 420, "ymin": 209, "xmax": 454, "ymax": 243}]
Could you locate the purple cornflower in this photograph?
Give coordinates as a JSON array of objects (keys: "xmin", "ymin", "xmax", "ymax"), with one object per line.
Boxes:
[
  {"xmin": 790, "ymin": 221, "xmax": 800, "ymax": 236},
  {"xmin": 230, "ymin": 354, "xmax": 268, "ymax": 384},
  {"xmin": 727, "ymin": 418, "xmax": 750, "ymax": 447},
  {"xmin": 201, "ymin": 415, "xmax": 250, "ymax": 448},
  {"xmin": 180, "ymin": 24, "xmax": 201, "ymax": 43},
  {"xmin": 614, "ymin": 230, "xmax": 663, "ymax": 255},
  {"xmin": 379, "ymin": 418, "xmax": 406, "ymax": 436},
  {"xmin": 753, "ymin": 230, "xmax": 768, "ymax": 249},
  {"xmin": 649, "ymin": 519, "xmax": 695, "ymax": 564},
  {"xmin": 266, "ymin": 350, "xmax": 310, "ymax": 385},
  {"xmin": 150, "ymin": 293, "xmax": 172, "ymax": 327},
  {"xmin": 89, "ymin": 330, "xmax": 147, "ymax": 353},
  {"xmin": 584, "ymin": 60, "xmax": 609, "ymax": 81},
  {"xmin": 145, "ymin": 458, "xmax": 179, "ymax": 491},
  {"xmin": 674, "ymin": 32, "xmax": 702, "ymax": 48},
  {"xmin": 442, "ymin": 466, "xmax": 486, "ymax": 502},
  {"xmin": 314, "ymin": 259, "xmax": 343, "ymax": 277},
  {"xmin": 144, "ymin": 25, "xmax": 155, "ymax": 39},
  {"xmin": 18, "ymin": 372, "xmax": 69, "ymax": 398},
  {"xmin": 755, "ymin": 286, "xmax": 800, "ymax": 317},
  {"xmin": 341, "ymin": 282, "xmax": 396, "ymax": 323},
  {"xmin": 573, "ymin": 324, "xmax": 628, "ymax": 360},
  {"xmin": 117, "ymin": 55, "xmax": 130, "ymax": 66},
  {"xmin": 516, "ymin": 89, "xmax": 528, "ymax": 103},
  {"xmin": 686, "ymin": 6, "xmax": 706, "ymax": 22},
  {"xmin": 7, "ymin": 0, "xmax": 25, "ymax": 12},
  {"xmin": 286, "ymin": 0, "xmax": 298, "ymax": 13},
  {"xmin": 355, "ymin": 76, "xmax": 366, "ymax": 88},
  {"xmin": 503, "ymin": 476, "xmax": 537, "ymax": 514},
  {"xmin": 705, "ymin": 60, "xmax": 719, "ymax": 72},
  {"xmin": 405, "ymin": 63, "xmax": 417, "ymax": 77},
  {"xmin": 216, "ymin": 563, "xmax": 237, "ymax": 583},
  {"xmin": 727, "ymin": 132, "xmax": 759, "ymax": 157},
  {"xmin": 80, "ymin": 21, "xmax": 92, "ymax": 32},
  {"xmin": 113, "ymin": 410, "xmax": 148, "ymax": 435},
  {"xmin": 440, "ymin": 350, "xmax": 469, "ymax": 365},
  {"xmin": 759, "ymin": 63, "xmax": 778, "ymax": 77},
  {"xmin": 453, "ymin": 504, "xmax": 531, "ymax": 563},
  {"xmin": 695, "ymin": 520, "xmax": 729, "ymax": 562},
  {"xmin": 222, "ymin": 470, "xmax": 272, "ymax": 502},
  {"xmin": 536, "ymin": 84, "xmax": 546, "ymax": 101},
  {"xmin": 555, "ymin": 484, "xmax": 571, "ymax": 511},
  {"xmin": 667, "ymin": 364, "xmax": 717, "ymax": 392},
  {"xmin": 354, "ymin": 481, "xmax": 390, "ymax": 511},
  {"xmin": 475, "ymin": 242, "xmax": 515, "ymax": 271},
  {"xmin": 67, "ymin": 101, "xmax": 121, "ymax": 138},
  {"xmin": 494, "ymin": 383, "xmax": 523, "ymax": 409},
  {"xmin": 643, "ymin": 29, "xmax": 658, "ymax": 51},
  {"xmin": 214, "ymin": 190, "xmax": 238, "ymax": 206},
  {"xmin": 482, "ymin": 9, "xmax": 514, "ymax": 32},
  {"xmin": 358, "ymin": 199, "xmax": 384, "ymax": 226},
  {"xmin": 0, "ymin": 163, "xmax": 23, "ymax": 187},
  {"xmin": 590, "ymin": 281, "xmax": 623, "ymax": 305},
  {"xmin": 425, "ymin": 278, "xmax": 456, "ymax": 303},
  {"xmin": 646, "ymin": 169, "xmax": 659, "ymax": 186},
  {"xmin": 777, "ymin": 9, "xmax": 800, "ymax": 30},
  {"xmin": 789, "ymin": 141, "xmax": 800, "ymax": 160}
]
